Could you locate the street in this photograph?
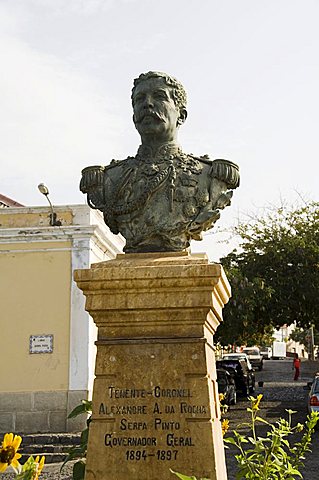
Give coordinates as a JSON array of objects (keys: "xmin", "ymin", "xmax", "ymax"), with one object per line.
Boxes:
[{"xmin": 225, "ymin": 358, "xmax": 319, "ymax": 479}]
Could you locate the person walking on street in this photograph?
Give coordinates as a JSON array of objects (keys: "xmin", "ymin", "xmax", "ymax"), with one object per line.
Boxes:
[{"xmin": 293, "ymin": 353, "xmax": 301, "ymax": 381}]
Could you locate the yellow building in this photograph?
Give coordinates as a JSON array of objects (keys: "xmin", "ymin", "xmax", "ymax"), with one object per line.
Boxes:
[{"xmin": 0, "ymin": 202, "xmax": 124, "ymax": 433}]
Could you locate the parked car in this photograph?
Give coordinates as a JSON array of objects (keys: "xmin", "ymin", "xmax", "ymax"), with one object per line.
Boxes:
[
  {"xmin": 306, "ymin": 373, "xmax": 319, "ymax": 415},
  {"xmin": 260, "ymin": 346, "xmax": 272, "ymax": 359},
  {"xmin": 242, "ymin": 347, "xmax": 263, "ymax": 371},
  {"xmin": 222, "ymin": 353, "xmax": 254, "ymax": 371},
  {"xmin": 216, "ymin": 359, "xmax": 255, "ymax": 396},
  {"xmin": 216, "ymin": 368, "xmax": 237, "ymax": 406}
]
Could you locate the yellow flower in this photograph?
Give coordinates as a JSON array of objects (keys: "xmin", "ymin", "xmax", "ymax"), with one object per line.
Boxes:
[
  {"xmin": 221, "ymin": 418, "xmax": 230, "ymax": 436},
  {"xmin": 219, "ymin": 393, "xmax": 225, "ymax": 402},
  {"xmin": 252, "ymin": 394, "xmax": 263, "ymax": 411},
  {"xmin": 33, "ymin": 455, "xmax": 45, "ymax": 479},
  {"xmin": 0, "ymin": 433, "xmax": 22, "ymax": 472}
]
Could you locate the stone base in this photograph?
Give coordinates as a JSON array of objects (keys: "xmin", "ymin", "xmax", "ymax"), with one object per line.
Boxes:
[
  {"xmin": 75, "ymin": 252, "xmax": 230, "ymax": 480},
  {"xmin": 0, "ymin": 390, "xmax": 88, "ymax": 433}
]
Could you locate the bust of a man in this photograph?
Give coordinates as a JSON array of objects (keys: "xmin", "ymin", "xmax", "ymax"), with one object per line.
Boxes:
[{"xmin": 80, "ymin": 71, "xmax": 240, "ymax": 253}]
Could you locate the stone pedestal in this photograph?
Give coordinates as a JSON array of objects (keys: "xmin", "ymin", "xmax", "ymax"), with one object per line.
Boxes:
[{"xmin": 74, "ymin": 252, "xmax": 231, "ymax": 480}]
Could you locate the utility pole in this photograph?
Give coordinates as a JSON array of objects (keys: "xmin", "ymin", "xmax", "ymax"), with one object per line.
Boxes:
[{"xmin": 310, "ymin": 325, "xmax": 315, "ymax": 361}]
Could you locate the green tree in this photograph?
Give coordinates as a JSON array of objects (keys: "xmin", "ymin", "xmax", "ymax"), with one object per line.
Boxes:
[
  {"xmin": 217, "ymin": 201, "xmax": 319, "ymax": 345},
  {"xmin": 289, "ymin": 326, "xmax": 319, "ymax": 354}
]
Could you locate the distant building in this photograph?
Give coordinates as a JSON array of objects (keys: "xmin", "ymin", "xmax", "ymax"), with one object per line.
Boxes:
[
  {"xmin": 0, "ymin": 201, "xmax": 124, "ymax": 433},
  {"xmin": 273, "ymin": 324, "xmax": 308, "ymax": 358}
]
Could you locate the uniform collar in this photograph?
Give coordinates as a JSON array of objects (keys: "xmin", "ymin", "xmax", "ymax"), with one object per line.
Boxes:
[{"xmin": 137, "ymin": 142, "xmax": 182, "ymax": 161}]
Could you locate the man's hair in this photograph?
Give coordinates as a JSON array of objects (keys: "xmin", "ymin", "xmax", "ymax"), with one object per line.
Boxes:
[{"xmin": 131, "ymin": 71, "xmax": 187, "ymax": 110}]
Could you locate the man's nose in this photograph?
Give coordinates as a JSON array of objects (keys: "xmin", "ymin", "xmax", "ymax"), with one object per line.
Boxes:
[{"xmin": 142, "ymin": 94, "xmax": 154, "ymax": 109}]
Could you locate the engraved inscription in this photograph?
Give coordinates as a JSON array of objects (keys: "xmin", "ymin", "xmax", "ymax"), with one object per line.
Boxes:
[
  {"xmin": 154, "ymin": 419, "xmax": 180, "ymax": 430},
  {"xmin": 97, "ymin": 383, "xmax": 209, "ymax": 461},
  {"xmin": 99, "ymin": 403, "xmax": 147, "ymax": 415},
  {"xmin": 120, "ymin": 419, "xmax": 147, "ymax": 430}
]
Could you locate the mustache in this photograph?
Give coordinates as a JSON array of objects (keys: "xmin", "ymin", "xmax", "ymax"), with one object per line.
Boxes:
[{"xmin": 134, "ymin": 110, "xmax": 165, "ymax": 123}]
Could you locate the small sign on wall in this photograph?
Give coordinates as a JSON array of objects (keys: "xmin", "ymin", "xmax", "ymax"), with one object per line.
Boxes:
[{"xmin": 29, "ymin": 334, "xmax": 54, "ymax": 354}]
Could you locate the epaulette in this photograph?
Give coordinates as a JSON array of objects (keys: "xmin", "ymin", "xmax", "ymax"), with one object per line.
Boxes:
[{"xmin": 188, "ymin": 153, "xmax": 213, "ymax": 165}]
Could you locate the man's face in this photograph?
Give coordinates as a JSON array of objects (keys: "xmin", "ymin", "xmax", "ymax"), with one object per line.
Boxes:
[{"xmin": 132, "ymin": 77, "xmax": 185, "ymax": 143}]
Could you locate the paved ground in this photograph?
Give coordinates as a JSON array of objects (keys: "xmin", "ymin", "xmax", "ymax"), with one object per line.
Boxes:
[{"xmin": 2, "ymin": 359, "xmax": 318, "ymax": 479}]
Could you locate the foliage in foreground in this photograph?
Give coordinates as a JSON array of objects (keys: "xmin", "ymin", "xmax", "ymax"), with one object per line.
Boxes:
[
  {"xmin": 171, "ymin": 395, "xmax": 319, "ymax": 480},
  {"xmin": 224, "ymin": 395, "xmax": 319, "ymax": 479},
  {"xmin": 61, "ymin": 399, "xmax": 92, "ymax": 480},
  {"xmin": 0, "ymin": 433, "xmax": 44, "ymax": 479},
  {"xmin": 217, "ymin": 201, "xmax": 319, "ymax": 345},
  {"xmin": 170, "ymin": 470, "xmax": 209, "ymax": 480}
]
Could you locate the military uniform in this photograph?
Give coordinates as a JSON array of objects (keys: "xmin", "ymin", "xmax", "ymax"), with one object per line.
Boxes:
[{"xmin": 80, "ymin": 142, "xmax": 239, "ymax": 253}]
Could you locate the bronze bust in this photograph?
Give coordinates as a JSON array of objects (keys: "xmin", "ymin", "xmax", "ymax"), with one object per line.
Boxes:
[{"xmin": 80, "ymin": 71, "xmax": 240, "ymax": 253}]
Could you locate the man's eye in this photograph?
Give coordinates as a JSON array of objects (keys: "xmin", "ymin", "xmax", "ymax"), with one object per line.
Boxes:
[
  {"xmin": 154, "ymin": 92, "xmax": 167, "ymax": 100},
  {"xmin": 134, "ymin": 95, "xmax": 144, "ymax": 103}
]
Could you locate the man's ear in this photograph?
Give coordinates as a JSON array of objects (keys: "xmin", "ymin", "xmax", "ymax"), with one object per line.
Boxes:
[{"xmin": 177, "ymin": 108, "xmax": 187, "ymax": 126}]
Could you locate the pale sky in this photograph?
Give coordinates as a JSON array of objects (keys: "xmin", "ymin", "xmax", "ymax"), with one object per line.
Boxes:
[{"xmin": 1, "ymin": 0, "xmax": 318, "ymax": 260}]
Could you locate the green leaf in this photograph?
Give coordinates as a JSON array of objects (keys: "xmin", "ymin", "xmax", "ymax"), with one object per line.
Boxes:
[
  {"xmin": 73, "ymin": 460, "xmax": 86, "ymax": 480},
  {"xmin": 81, "ymin": 427, "xmax": 89, "ymax": 445},
  {"xmin": 255, "ymin": 416, "xmax": 270, "ymax": 425},
  {"xmin": 170, "ymin": 469, "xmax": 197, "ymax": 480},
  {"xmin": 285, "ymin": 409, "xmax": 297, "ymax": 415},
  {"xmin": 224, "ymin": 437, "xmax": 237, "ymax": 446},
  {"xmin": 247, "ymin": 436, "xmax": 257, "ymax": 445},
  {"xmin": 15, "ymin": 472, "xmax": 33, "ymax": 480},
  {"xmin": 60, "ymin": 445, "xmax": 87, "ymax": 471},
  {"xmin": 68, "ymin": 400, "xmax": 92, "ymax": 419}
]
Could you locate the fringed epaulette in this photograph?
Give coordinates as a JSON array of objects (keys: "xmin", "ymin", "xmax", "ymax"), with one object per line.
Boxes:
[{"xmin": 211, "ymin": 159, "xmax": 240, "ymax": 189}]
